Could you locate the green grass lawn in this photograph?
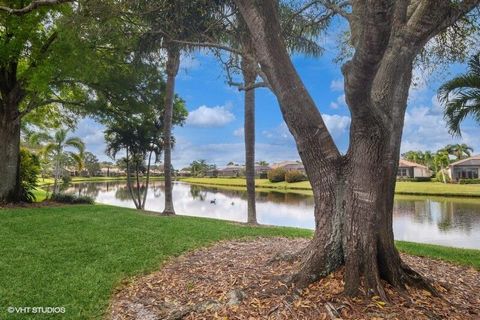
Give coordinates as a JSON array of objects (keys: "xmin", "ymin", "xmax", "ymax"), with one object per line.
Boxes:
[
  {"xmin": 37, "ymin": 176, "xmax": 164, "ymax": 187},
  {"xmin": 181, "ymin": 178, "xmax": 480, "ymax": 197},
  {"xmin": 0, "ymin": 205, "xmax": 310, "ymax": 320},
  {"xmin": 1, "ymin": 205, "xmax": 478, "ymax": 319}
]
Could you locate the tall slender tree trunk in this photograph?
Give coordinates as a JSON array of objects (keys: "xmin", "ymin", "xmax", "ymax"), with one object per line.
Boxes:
[
  {"xmin": 141, "ymin": 150, "xmax": 153, "ymax": 210},
  {"xmin": 125, "ymin": 148, "xmax": 140, "ymax": 209},
  {"xmin": 162, "ymin": 47, "xmax": 180, "ymax": 215},
  {"xmin": 242, "ymin": 56, "xmax": 257, "ymax": 225},
  {"xmin": 0, "ymin": 105, "xmax": 21, "ymax": 203}
]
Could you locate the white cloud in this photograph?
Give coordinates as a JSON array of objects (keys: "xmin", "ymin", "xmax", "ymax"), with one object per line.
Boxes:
[
  {"xmin": 187, "ymin": 104, "xmax": 235, "ymax": 127},
  {"xmin": 233, "ymin": 127, "xmax": 244, "ymax": 137},
  {"xmin": 330, "ymin": 79, "xmax": 344, "ymax": 92},
  {"xmin": 323, "ymin": 114, "xmax": 351, "ymax": 135},
  {"xmin": 262, "ymin": 114, "xmax": 350, "ymax": 147},
  {"xmin": 329, "ymin": 94, "xmax": 346, "ymax": 109},
  {"xmin": 400, "ymin": 95, "xmax": 479, "ymax": 153},
  {"xmin": 73, "ymin": 118, "xmax": 109, "ymax": 161}
]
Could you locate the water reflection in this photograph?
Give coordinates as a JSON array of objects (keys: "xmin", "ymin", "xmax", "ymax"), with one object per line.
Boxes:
[{"xmin": 60, "ymin": 181, "xmax": 480, "ymax": 249}]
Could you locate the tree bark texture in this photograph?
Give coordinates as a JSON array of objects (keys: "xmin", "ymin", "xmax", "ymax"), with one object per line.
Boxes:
[
  {"xmin": 0, "ymin": 105, "xmax": 21, "ymax": 203},
  {"xmin": 0, "ymin": 62, "xmax": 24, "ymax": 203},
  {"xmin": 162, "ymin": 47, "xmax": 180, "ymax": 215},
  {"xmin": 233, "ymin": 0, "xmax": 479, "ymax": 298},
  {"xmin": 242, "ymin": 36, "xmax": 258, "ymax": 224}
]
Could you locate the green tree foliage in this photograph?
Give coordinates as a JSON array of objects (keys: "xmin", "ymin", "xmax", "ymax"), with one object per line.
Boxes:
[
  {"xmin": 439, "ymin": 53, "xmax": 480, "ymax": 136},
  {"xmin": 189, "ymin": 160, "xmax": 216, "ymax": 177},
  {"xmin": 19, "ymin": 147, "xmax": 41, "ymax": 202},
  {"xmin": 444, "ymin": 143, "xmax": 474, "ymax": 160},
  {"xmin": 83, "ymin": 152, "xmax": 100, "ymax": 177},
  {"xmin": 102, "ymin": 76, "xmax": 187, "ymax": 210}
]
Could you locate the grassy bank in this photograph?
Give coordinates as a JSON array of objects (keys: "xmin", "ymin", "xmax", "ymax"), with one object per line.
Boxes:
[
  {"xmin": 1, "ymin": 205, "xmax": 479, "ymax": 319},
  {"xmin": 181, "ymin": 178, "xmax": 480, "ymax": 197},
  {"xmin": 0, "ymin": 205, "xmax": 309, "ymax": 320},
  {"xmin": 37, "ymin": 176, "xmax": 164, "ymax": 187}
]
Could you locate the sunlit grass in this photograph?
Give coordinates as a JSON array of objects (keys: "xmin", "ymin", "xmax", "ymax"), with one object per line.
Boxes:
[{"xmin": 181, "ymin": 178, "xmax": 480, "ymax": 197}]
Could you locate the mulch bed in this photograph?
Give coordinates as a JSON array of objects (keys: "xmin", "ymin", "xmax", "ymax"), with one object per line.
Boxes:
[
  {"xmin": 109, "ymin": 238, "xmax": 480, "ymax": 320},
  {"xmin": 0, "ymin": 200, "xmax": 65, "ymax": 209}
]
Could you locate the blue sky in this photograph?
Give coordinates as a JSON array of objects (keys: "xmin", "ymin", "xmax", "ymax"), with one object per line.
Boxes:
[{"xmin": 74, "ymin": 39, "xmax": 480, "ymax": 169}]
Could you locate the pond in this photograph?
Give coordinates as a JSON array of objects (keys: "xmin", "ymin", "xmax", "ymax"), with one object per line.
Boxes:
[{"xmin": 59, "ymin": 181, "xmax": 480, "ymax": 249}]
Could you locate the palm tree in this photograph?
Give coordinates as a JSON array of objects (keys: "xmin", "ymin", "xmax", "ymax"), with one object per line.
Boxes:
[
  {"xmin": 423, "ymin": 151, "xmax": 434, "ymax": 171},
  {"xmin": 402, "ymin": 150, "xmax": 424, "ymax": 164},
  {"xmin": 452, "ymin": 143, "xmax": 474, "ymax": 160},
  {"xmin": 233, "ymin": 8, "xmax": 328, "ymax": 225},
  {"xmin": 44, "ymin": 129, "xmax": 85, "ymax": 194},
  {"xmin": 438, "ymin": 52, "xmax": 480, "ymax": 136},
  {"xmin": 434, "ymin": 149, "xmax": 451, "ymax": 184},
  {"xmin": 139, "ymin": 2, "xmax": 222, "ymax": 215}
]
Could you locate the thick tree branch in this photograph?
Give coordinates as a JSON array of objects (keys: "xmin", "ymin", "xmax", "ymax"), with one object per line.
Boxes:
[
  {"xmin": 0, "ymin": 0, "xmax": 72, "ymax": 15},
  {"xmin": 169, "ymin": 39, "xmax": 244, "ymax": 56},
  {"xmin": 228, "ymin": 81, "xmax": 267, "ymax": 91},
  {"xmin": 18, "ymin": 98, "xmax": 83, "ymax": 119},
  {"xmin": 406, "ymin": 0, "xmax": 480, "ymax": 45},
  {"xmin": 234, "ymin": 0, "xmax": 341, "ymax": 162}
]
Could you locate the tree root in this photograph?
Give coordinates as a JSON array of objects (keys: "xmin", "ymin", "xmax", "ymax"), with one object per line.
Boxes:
[{"xmin": 401, "ymin": 263, "xmax": 440, "ymax": 297}]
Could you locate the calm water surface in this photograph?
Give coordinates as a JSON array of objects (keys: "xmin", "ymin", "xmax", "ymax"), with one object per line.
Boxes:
[{"xmin": 61, "ymin": 181, "xmax": 480, "ymax": 249}]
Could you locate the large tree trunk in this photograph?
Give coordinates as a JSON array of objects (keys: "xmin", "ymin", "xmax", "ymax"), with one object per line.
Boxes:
[
  {"xmin": 231, "ymin": 0, "xmax": 477, "ymax": 298},
  {"xmin": 242, "ymin": 50, "xmax": 257, "ymax": 224},
  {"xmin": 0, "ymin": 63, "xmax": 24, "ymax": 203},
  {"xmin": 0, "ymin": 106, "xmax": 21, "ymax": 203},
  {"xmin": 162, "ymin": 47, "xmax": 180, "ymax": 216}
]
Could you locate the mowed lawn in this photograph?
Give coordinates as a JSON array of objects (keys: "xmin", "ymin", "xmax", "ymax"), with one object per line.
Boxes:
[
  {"xmin": 1, "ymin": 205, "xmax": 479, "ymax": 319},
  {"xmin": 0, "ymin": 205, "xmax": 310, "ymax": 320},
  {"xmin": 181, "ymin": 178, "xmax": 480, "ymax": 197}
]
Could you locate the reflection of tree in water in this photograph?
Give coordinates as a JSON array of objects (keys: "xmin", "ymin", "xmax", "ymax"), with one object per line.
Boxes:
[
  {"xmin": 189, "ymin": 185, "xmax": 313, "ymax": 206},
  {"xmin": 115, "ymin": 185, "xmax": 148, "ymax": 202},
  {"xmin": 190, "ymin": 185, "xmax": 208, "ymax": 201},
  {"xmin": 394, "ymin": 198, "xmax": 480, "ymax": 233}
]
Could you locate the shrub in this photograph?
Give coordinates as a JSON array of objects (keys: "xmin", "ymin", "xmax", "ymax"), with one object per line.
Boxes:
[
  {"xmin": 267, "ymin": 168, "xmax": 287, "ymax": 182},
  {"xmin": 459, "ymin": 178, "xmax": 480, "ymax": 184},
  {"xmin": 285, "ymin": 170, "xmax": 307, "ymax": 183},
  {"xmin": 396, "ymin": 176, "xmax": 432, "ymax": 182},
  {"xmin": 435, "ymin": 171, "xmax": 451, "ymax": 183},
  {"xmin": 62, "ymin": 174, "xmax": 72, "ymax": 185},
  {"xmin": 50, "ymin": 193, "xmax": 94, "ymax": 204},
  {"xmin": 19, "ymin": 148, "xmax": 41, "ymax": 202}
]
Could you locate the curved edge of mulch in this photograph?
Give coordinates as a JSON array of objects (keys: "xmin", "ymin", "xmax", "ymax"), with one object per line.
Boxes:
[{"xmin": 108, "ymin": 237, "xmax": 480, "ymax": 320}]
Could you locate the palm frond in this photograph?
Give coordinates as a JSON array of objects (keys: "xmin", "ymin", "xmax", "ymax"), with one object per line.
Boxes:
[{"xmin": 65, "ymin": 137, "xmax": 86, "ymax": 154}]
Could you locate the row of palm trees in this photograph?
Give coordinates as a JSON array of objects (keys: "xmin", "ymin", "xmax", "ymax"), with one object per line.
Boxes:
[{"xmin": 402, "ymin": 143, "xmax": 474, "ymax": 183}]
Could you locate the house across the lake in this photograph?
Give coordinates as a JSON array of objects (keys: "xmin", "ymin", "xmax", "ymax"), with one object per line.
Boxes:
[
  {"xmin": 254, "ymin": 165, "xmax": 270, "ymax": 178},
  {"xmin": 217, "ymin": 165, "xmax": 244, "ymax": 177},
  {"xmin": 270, "ymin": 161, "xmax": 306, "ymax": 174},
  {"xmin": 178, "ymin": 168, "xmax": 192, "ymax": 177},
  {"xmin": 447, "ymin": 155, "xmax": 480, "ymax": 181},
  {"xmin": 397, "ymin": 159, "xmax": 432, "ymax": 178}
]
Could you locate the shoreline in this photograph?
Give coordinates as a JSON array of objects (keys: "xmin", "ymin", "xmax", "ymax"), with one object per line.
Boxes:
[{"xmin": 180, "ymin": 178, "xmax": 480, "ymax": 198}]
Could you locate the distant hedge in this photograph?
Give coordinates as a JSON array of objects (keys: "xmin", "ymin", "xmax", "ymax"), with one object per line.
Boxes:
[
  {"xmin": 458, "ymin": 178, "xmax": 480, "ymax": 184},
  {"xmin": 396, "ymin": 177, "xmax": 432, "ymax": 182},
  {"xmin": 285, "ymin": 170, "xmax": 307, "ymax": 183},
  {"xmin": 267, "ymin": 168, "xmax": 287, "ymax": 182}
]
